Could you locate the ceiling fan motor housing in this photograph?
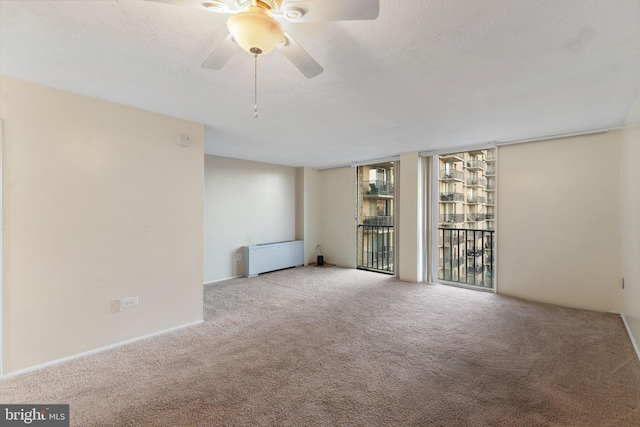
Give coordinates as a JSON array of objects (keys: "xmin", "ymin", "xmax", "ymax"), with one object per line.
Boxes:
[{"xmin": 237, "ymin": 0, "xmax": 282, "ymax": 11}]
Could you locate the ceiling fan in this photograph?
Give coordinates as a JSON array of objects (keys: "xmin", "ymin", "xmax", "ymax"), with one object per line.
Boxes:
[{"xmin": 149, "ymin": 0, "xmax": 380, "ymax": 78}]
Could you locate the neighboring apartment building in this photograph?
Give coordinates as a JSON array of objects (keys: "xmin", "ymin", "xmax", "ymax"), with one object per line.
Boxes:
[{"xmin": 438, "ymin": 149, "xmax": 496, "ymax": 289}]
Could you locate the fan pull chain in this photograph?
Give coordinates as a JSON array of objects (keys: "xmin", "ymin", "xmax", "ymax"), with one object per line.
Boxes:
[{"xmin": 253, "ymin": 53, "xmax": 258, "ymax": 119}]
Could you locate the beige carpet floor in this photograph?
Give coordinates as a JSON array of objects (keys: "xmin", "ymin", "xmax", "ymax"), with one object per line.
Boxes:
[{"xmin": 2, "ymin": 266, "xmax": 640, "ymax": 426}]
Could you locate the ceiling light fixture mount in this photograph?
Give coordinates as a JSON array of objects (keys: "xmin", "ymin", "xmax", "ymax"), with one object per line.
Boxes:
[
  {"xmin": 203, "ymin": 1, "xmax": 229, "ymax": 13},
  {"xmin": 284, "ymin": 7, "xmax": 305, "ymax": 20}
]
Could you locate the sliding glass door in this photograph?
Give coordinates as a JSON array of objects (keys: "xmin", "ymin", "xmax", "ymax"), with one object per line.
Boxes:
[{"xmin": 357, "ymin": 162, "xmax": 396, "ymax": 274}]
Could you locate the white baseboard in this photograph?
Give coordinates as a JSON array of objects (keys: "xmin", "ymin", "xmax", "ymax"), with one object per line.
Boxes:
[
  {"xmin": 204, "ymin": 275, "xmax": 241, "ymax": 285},
  {"xmin": 621, "ymin": 312, "xmax": 640, "ymax": 362},
  {"xmin": 1, "ymin": 319, "xmax": 204, "ymax": 380}
]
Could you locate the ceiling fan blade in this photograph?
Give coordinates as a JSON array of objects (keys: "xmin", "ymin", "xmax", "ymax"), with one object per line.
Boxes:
[
  {"xmin": 276, "ymin": 33, "xmax": 323, "ymax": 78},
  {"xmin": 146, "ymin": 0, "xmax": 235, "ymax": 13},
  {"xmin": 280, "ymin": 0, "xmax": 379, "ymax": 22},
  {"xmin": 202, "ymin": 34, "xmax": 238, "ymax": 69}
]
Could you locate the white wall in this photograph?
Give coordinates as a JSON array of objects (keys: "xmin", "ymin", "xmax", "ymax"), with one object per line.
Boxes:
[
  {"xmin": 318, "ymin": 167, "xmax": 356, "ymax": 268},
  {"xmin": 1, "ymin": 76, "xmax": 204, "ymax": 374},
  {"xmin": 203, "ymin": 155, "xmax": 296, "ymax": 283},
  {"xmin": 301, "ymin": 167, "xmax": 320, "ymax": 264},
  {"xmin": 497, "ymin": 133, "xmax": 621, "ymax": 312},
  {"xmin": 621, "ymin": 98, "xmax": 640, "ymax": 357}
]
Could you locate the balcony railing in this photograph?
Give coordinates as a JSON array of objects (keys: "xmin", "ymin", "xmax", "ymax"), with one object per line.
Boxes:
[
  {"xmin": 438, "ymin": 254, "xmax": 459, "ymax": 268},
  {"xmin": 363, "ymin": 180, "xmax": 394, "ymax": 197},
  {"xmin": 485, "ymin": 151, "xmax": 496, "ymax": 162},
  {"xmin": 466, "ymin": 266, "xmax": 485, "ymax": 275},
  {"xmin": 467, "ymin": 213, "xmax": 486, "ymax": 221},
  {"xmin": 439, "ymin": 231, "xmax": 465, "ymax": 246},
  {"xmin": 485, "ymin": 168, "xmax": 496, "ymax": 176},
  {"xmin": 485, "ymin": 212, "xmax": 495, "ymax": 220},
  {"xmin": 362, "ymin": 215, "xmax": 393, "ymax": 226},
  {"xmin": 486, "ymin": 196, "xmax": 495, "ymax": 205},
  {"xmin": 358, "ymin": 225, "xmax": 394, "ymax": 273},
  {"xmin": 486, "ymin": 182, "xmax": 496, "ymax": 191},
  {"xmin": 466, "ymin": 159, "xmax": 486, "ymax": 170},
  {"xmin": 466, "ymin": 178, "xmax": 486, "ymax": 187},
  {"xmin": 466, "ymin": 248, "xmax": 483, "ymax": 257},
  {"xmin": 439, "ymin": 169, "xmax": 464, "ymax": 181},
  {"xmin": 438, "ymin": 227, "xmax": 495, "ymax": 289},
  {"xmin": 440, "ymin": 213, "xmax": 464, "ymax": 224},
  {"xmin": 467, "ymin": 195, "xmax": 486, "ymax": 204},
  {"xmin": 440, "ymin": 192, "xmax": 464, "ymax": 202},
  {"xmin": 484, "ymin": 253, "xmax": 494, "ymax": 264}
]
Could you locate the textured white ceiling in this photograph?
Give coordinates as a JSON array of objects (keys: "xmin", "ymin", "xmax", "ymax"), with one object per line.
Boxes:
[{"xmin": 1, "ymin": 0, "xmax": 639, "ymax": 168}]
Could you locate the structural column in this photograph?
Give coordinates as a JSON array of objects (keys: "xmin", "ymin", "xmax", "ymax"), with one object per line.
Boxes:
[{"xmin": 398, "ymin": 152, "xmax": 423, "ymax": 282}]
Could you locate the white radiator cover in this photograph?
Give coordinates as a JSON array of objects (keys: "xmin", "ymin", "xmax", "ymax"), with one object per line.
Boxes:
[{"xmin": 242, "ymin": 240, "xmax": 304, "ymax": 277}]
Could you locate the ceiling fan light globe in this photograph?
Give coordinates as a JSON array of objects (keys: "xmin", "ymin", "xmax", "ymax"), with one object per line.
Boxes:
[{"xmin": 227, "ymin": 6, "xmax": 284, "ymax": 55}]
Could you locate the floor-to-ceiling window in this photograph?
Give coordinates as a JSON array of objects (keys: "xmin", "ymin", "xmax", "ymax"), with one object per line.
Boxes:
[
  {"xmin": 357, "ymin": 162, "xmax": 396, "ymax": 274},
  {"xmin": 434, "ymin": 149, "xmax": 496, "ymax": 290}
]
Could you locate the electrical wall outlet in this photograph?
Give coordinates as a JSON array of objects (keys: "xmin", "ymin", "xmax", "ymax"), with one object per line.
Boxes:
[
  {"xmin": 122, "ymin": 297, "xmax": 138, "ymax": 309},
  {"xmin": 236, "ymin": 253, "xmax": 242, "ymax": 261},
  {"xmin": 110, "ymin": 299, "xmax": 122, "ymax": 313}
]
